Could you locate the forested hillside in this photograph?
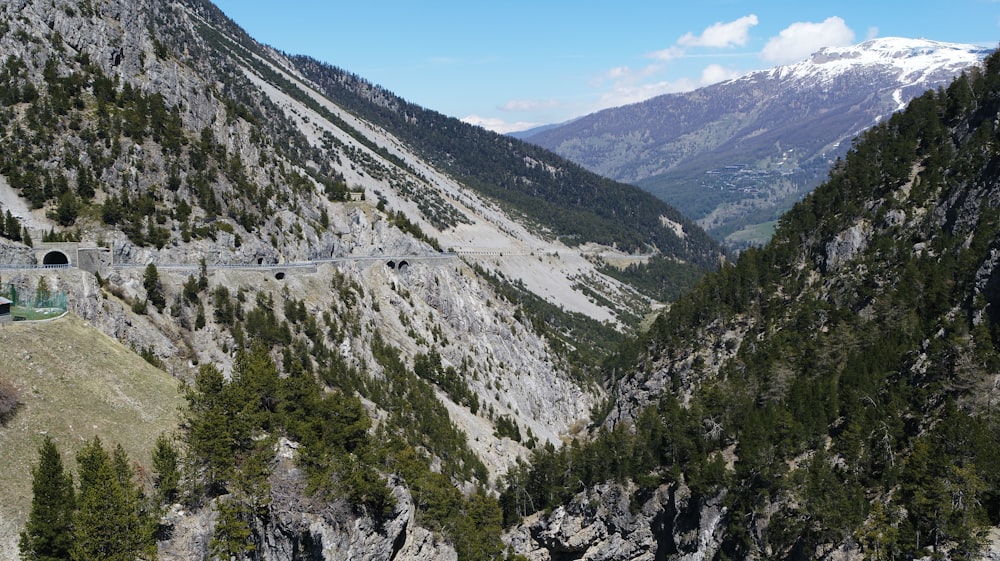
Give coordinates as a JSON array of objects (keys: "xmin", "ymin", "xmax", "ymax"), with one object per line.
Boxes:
[
  {"xmin": 11, "ymin": 0, "xmax": 1000, "ymax": 559},
  {"xmin": 291, "ymin": 57, "xmax": 721, "ymax": 268},
  {"xmin": 504, "ymin": 51, "xmax": 1000, "ymax": 561},
  {"xmin": 0, "ymin": 0, "xmax": 716, "ymax": 558}
]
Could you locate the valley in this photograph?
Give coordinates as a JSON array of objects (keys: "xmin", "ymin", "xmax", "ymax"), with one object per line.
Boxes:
[
  {"xmin": 1, "ymin": 1, "xmax": 999, "ymax": 560},
  {"xmin": 525, "ymin": 38, "xmax": 991, "ymax": 249}
]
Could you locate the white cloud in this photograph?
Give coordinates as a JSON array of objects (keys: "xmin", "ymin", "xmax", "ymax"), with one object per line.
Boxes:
[
  {"xmin": 594, "ymin": 81, "xmax": 688, "ymax": 111},
  {"xmin": 589, "ymin": 63, "xmax": 663, "ymax": 91},
  {"xmin": 607, "ymin": 66, "xmax": 632, "ymax": 79},
  {"xmin": 499, "ymin": 99, "xmax": 560, "ymax": 112},
  {"xmin": 647, "ymin": 45, "xmax": 685, "ymax": 62},
  {"xmin": 597, "ymin": 15, "xmax": 756, "ymax": 113},
  {"xmin": 761, "ymin": 16, "xmax": 856, "ymax": 64},
  {"xmin": 700, "ymin": 64, "xmax": 742, "ymax": 85},
  {"xmin": 678, "ymin": 14, "xmax": 759, "ymax": 48},
  {"xmin": 461, "ymin": 115, "xmax": 540, "ymax": 134},
  {"xmin": 593, "ymin": 63, "xmax": 741, "ymax": 111}
]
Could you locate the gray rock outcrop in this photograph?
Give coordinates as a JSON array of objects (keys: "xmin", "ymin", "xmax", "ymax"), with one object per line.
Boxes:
[
  {"xmin": 160, "ymin": 439, "xmax": 456, "ymax": 561},
  {"xmin": 0, "ymin": 239, "xmax": 33, "ymax": 266},
  {"xmin": 505, "ymin": 482, "xmax": 727, "ymax": 561}
]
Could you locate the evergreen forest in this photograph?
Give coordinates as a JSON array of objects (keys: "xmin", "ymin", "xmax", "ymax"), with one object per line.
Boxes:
[
  {"xmin": 10, "ymin": 1, "xmax": 1000, "ymax": 560},
  {"xmin": 500, "ymin": 51, "xmax": 1000, "ymax": 560}
]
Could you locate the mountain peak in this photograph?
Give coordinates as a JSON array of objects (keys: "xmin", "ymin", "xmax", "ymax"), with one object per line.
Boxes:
[
  {"xmin": 818, "ymin": 36, "xmax": 986, "ymax": 58},
  {"xmin": 526, "ymin": 37, "xmax": 992, "ymax": 248},
  {"xmin": 770, "ymin": 37, "xmax": 992, "ymax": 84}
]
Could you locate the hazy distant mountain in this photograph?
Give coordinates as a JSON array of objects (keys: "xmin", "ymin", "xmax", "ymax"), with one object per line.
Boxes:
[
  {"xmin": 507, "ymin": 121, "xmax": 569, "ymax": 140},
  {"xmin": 525, "ymin": 38, "xmax": 993, "ymax": 247}
]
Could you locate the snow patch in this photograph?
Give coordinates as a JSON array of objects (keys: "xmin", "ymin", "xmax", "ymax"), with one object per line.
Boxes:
[{"xmin": 757, "ymin": 37, "xmax": 987, "ymax": 89}]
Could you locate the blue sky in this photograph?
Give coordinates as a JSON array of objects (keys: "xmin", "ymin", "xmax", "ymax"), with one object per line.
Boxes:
[{"xmin": 211, "ymin": 1, "xmax": 1000, "ymax": 133}]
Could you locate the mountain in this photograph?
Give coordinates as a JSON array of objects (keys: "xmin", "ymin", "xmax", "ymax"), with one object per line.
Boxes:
[
  {"xmin": 11, "ymin": 0, "xmax": 1000, "ymax": 559},
  {"xmin": 507, "ymin": 121, "xmax": 571, "ymax": 140},
  {"xmin": 0, "ymin": 0, "xmax": 724, "ymax": 558},
  {"xmin": 525, "ymin": 38, "xmax": 993, "ymax": 248},
  {"xmin": 503, "ymin": 47, "xmax": 1000, "ymax": 560}
]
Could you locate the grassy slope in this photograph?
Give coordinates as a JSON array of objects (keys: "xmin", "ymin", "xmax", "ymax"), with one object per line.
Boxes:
[{"xmin": 0, "ymin": 314, "xmax": 184, "ymax": 559}]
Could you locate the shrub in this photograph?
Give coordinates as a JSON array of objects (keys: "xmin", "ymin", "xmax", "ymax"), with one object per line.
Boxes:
[{"xmin": 0, "ymin": 377, "xmax": 20, "ymax": 424}]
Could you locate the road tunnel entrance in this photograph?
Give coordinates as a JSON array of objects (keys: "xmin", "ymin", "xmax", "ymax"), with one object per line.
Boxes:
[{"xmin": 41, "ymin": 251, "xmax": 69, "ymax": 266}]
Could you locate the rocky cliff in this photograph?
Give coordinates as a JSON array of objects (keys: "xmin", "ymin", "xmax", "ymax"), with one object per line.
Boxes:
[
  {"xmin": 505, "ymin": 482, "xmax": 728, "ymax": 561},
  {"xmin": 158, "ymin": 439, "xmax": 458, "ymax": 561},
  {"xmin": 0, "ymin": 0, "xmax": 691, "ymax": 557}
]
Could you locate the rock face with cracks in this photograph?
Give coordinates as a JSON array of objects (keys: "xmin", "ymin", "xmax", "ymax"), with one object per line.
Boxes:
[
  {"xmin": 159, "ymin": 440, "xmax": 457, "ymax": 561},
  {"xmin": 504, "ymin": 482, "xmax": 728, "ymax": 561}
]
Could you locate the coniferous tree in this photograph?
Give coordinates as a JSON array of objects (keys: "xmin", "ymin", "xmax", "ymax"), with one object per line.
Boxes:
[
  {"xmin": 152, "ymin": 434, "xmax": 180, "ymax": 504},
  {"xmin": 71, "ymin": 437, "xmax": 155, "ymax": 561},
  {"xmin": 209, "ymin": 498, "xmax": 256, "ymax": 561},
  {"xmin": 452, "ymin": 489, "xmax": 504, "ymax": 561},
  {"xmin": 52, "ymin": 191, "xmax": 78, "ymax": 226},
  {"xmin": 4, "ymin": 210, "xmax": 21, "ymax": 241},
  {"xmin": 142, "ymin": 263, "xmax": 165, "ymax": 313},
  {"xmin": 19, "ymin": 437, "xmax": 75, "ymax": 561},
  {"xmin": 35, "ymin": 277, "xmax": 50, "ymax": 306},
  {"xmin": 197, "ymin": 257, "xmax": 209, "ymax": 291},
  {"xmin": 184, "ymin": 364, "xmax": 247, "ymax": 494}
]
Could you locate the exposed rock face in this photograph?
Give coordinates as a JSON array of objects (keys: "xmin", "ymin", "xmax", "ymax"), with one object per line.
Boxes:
[
  {"xmin": 254, "ymin": 481, "xmax": 453, "ymax": 561},
  {"xmin": 160, "ymin": 439, "xmax": 457, "ymax": 561},
  {"xmin": 824, "ymin": 220, "xmax": 871, "ymax": 271},
  {"xmin": 605, "ymin": 318, "xmax": 747, "ymax": 428},
  {"xmin": 505, "ymin": 482, "xmax": 727, "ymax": 561},
  {"xmin": 0, "ymin": 239, "xmax": 34, "ymax": 266}
]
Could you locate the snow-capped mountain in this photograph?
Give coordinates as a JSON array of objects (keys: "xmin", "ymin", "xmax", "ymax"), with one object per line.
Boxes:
[
  {"xmin": 525, "ymin": 38, "xmax": 993, "ymax": 247},
  {"xmin": 777, "ymin": 37, "xmax": 985, "ymax": 79},
  {"xmin": 770, "ymin": 38, "xmax": 988, "ymax": 109}
]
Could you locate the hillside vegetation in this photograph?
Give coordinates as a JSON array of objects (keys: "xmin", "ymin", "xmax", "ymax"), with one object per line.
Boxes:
[
  {"xmin": 0, "ymin": 314, "xmax": 184, "ymax": 561},
  {"xmin": 0, "ymin": 0, "xmax": 682, "ymax": 558},
  {"xmin": 504, "ymin": 49, "xmax": 1000, "ymax": 561},
  {"xmin": 13, "ymin": 1, "xmax": 1000, "ymax": 560},
  {"xmin": 291, "ymin": 57, "xmax": 721, "ymax": 268}
]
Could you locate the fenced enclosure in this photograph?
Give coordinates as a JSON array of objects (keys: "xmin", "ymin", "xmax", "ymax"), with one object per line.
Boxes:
[{"xmin": 2, "ymin": 282, "xmax": 68, "ymax": 321}]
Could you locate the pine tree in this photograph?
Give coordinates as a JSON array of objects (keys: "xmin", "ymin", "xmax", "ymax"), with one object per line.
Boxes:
[
  {"xmin": 197, "ymin": 257, "xmax": 209, "ymax": 291},
  {"xmin": 110, "ymin": 443, "xmax": 158, "ymax": 560},
  {"xmin": 53, "ymin": 191, "xmax": 78, "ymax": 226},
  {"xmin": 209, "ymin": 498, "xmax": 256, "ymax": 561},
  {"xmin": 184, "ymin": 364, "xmax": 246, "ymax": 494},
  {"xmin": 19, "ymin": 437, "xmax": 75, "ymax": 561},
  {"xmin": 71, "ymin": 437, "xmax": 155, "ymax": 561},
  {"xmin": 4, "ymin": 210, "xmax": 21, "ymax": 241},
  {"xmin": 452, "ymin": 489, "xmax": 504, "ymax": 561},
  {"xmin": 142, "ymin": 263, "xmax": 165, "ymax": 312},
  {"xmin": 152, "ymin": 434, "xmax": 180, "ymax": 504},
  {"xmin": 35, "ymin": 277, "xmax": 51, "ymax": 307}
]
